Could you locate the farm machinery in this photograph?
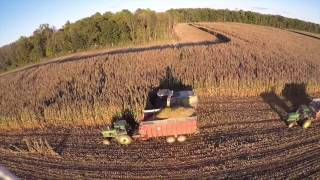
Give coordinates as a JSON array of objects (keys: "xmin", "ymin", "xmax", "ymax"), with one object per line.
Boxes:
[
  {"xmin": 101, "ymin": 120, "xmax": 133, "ymax": 145},
  {"xmin": 102, "ymin": 89, "xmax": 199, "ymax": 145},
  {"xmin": 286, "ymin": 98, "xmax": 320, "ymax": 128}
]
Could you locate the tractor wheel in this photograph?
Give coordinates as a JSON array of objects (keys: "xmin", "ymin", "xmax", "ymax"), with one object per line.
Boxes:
[
  {"xmin": 177, "ymin": 135, "xmax": 187, "ymax": 142},
  {"xmin": 116, "ymin": 135, "xmax": 132, "ymax": 145},
  {"xmin": 103, "ymin": 139, "xmax": 111, "ymax": 145},
  {"xmin": 166, "ymin": 137, "xmax": 176, "ymax": 144},
  {"xmin": 288, "ymin": 122, "xmax": 296, "ymax": 128},
  {"xmin": 302, "ymin": 119, "xmax": 312, "ymax": 129}
]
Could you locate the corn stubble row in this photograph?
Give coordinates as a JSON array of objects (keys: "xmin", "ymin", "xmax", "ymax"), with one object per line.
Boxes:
[{"xmin": 0, "ymin": 24, "xmax": 319, "ymax": 130}]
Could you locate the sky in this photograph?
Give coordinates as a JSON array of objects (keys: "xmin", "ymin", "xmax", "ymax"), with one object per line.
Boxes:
[{"xmin": 0, "ymin": 0, "xmax": 319, "ymax": 46}]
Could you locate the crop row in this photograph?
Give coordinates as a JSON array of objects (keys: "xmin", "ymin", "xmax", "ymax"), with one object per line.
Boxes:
[{"xmin": 0, "ymin": 24, "xmax": 319, "ymax": 129}]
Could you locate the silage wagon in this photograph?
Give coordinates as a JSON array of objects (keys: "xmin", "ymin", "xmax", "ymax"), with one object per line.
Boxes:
[{"xmin": 101, "ymin": 89, "xmax": 199, "ymax": 145}]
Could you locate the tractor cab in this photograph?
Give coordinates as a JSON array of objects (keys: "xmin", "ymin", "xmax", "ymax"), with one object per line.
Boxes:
[
  {"xmin": 101, "ymin": 119, "xmax": 132, "ymax": 145},
  {"xmin": 113, "ymin": 119, "xmax": 128, "ymax": 132},
  {"xmin": 287, "ymin": 112, "xmax": 300, "ymax": 122},
  {"xmin": 102, "ymin": 119, "xmax": 128, "ymax": 137}
]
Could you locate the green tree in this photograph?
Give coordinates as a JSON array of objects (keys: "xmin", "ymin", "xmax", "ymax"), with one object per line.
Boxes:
[
  {"xmin": 113, "ymin": 10, "xmax": 136, "ymax": 41},
  {"xmin": 15, "ymin": 36, "xmax": 33, "ymax": 64},
  {"xmin": 135, "ymin": 9, "xmax": 157, "ymax": 42},
  {"xmin": 29, "ymin": 24, "xmax": 54, "ymax": 61}
]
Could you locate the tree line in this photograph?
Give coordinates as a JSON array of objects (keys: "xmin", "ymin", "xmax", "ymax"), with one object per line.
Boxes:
[
  {"xmin": 0, "ymin": 8, "xmax": 319, "ymax": 72},
  {"xmin": 169, "ymin": 8, "xmax": 320, "ymax": 32}
]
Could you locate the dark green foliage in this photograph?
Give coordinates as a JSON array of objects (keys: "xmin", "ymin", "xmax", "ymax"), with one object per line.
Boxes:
[
  {"xmin": 168, "ymin": 8, "xmax": 320, "ymax": 32},
  {"xmin": 0, "ymin": 8, "xmax": 319, "ymax": 73}
]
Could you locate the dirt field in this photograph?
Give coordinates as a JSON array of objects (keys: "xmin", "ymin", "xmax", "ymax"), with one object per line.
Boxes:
[
  {"xmin": 174, "ymin": 23, "xmax": 218, "ymax": 42},
  {"xmin": 1, "ymin": 96, "xmax": 320, "ymax": 179},
  {"xmin": 0, "ymin": 23, "xmax": 320, "ymax": 179}
]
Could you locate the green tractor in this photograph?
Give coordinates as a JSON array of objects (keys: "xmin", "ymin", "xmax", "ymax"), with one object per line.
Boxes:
[
  {"xmin": 101, "ymin": 120, "xmax": 133, "ymax": 145},
  {"xmin": 287, "ymin": 104, "xmax": 315, "ymax": 129}
]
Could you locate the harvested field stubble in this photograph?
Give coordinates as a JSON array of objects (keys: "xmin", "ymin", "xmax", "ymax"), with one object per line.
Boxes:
[
  {"xmin": 0, "ymin": 23, "xmax": 320, "ymax": 129},
  {"xmin": 0, "ymin": 96, "xmax": 320, "ymax": 179}
]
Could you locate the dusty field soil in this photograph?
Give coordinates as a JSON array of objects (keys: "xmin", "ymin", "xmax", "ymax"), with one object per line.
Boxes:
[
  {"xmin": 1, "ymin": 96, "xmax": 320, "ymax": 179},
  {"xmin": 174, "ymin": 23, "xmax": 218, "ymax": 42}
]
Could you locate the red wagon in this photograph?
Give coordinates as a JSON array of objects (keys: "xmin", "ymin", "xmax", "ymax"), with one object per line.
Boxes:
[
  {"xmin": 102, "ymin": 110, "xmax": 198, "ymax": 144},
  {"xmin": 102, "ymin": 89, "xmax": 199, "ymax": 145},
  {"xmin": 138, "ymin": 116, "xmax": 197, "ymax": 143}
]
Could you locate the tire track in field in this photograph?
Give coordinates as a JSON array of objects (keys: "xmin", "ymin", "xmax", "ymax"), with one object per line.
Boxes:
[{"xmin": 0, "ymin": 96, "xmax": 319, "ymax": 179}]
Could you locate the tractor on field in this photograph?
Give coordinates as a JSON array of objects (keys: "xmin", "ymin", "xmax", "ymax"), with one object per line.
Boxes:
[
  {"xmin": 101, "ymin": 120, "xmax": 133, "ymax": 145},
  {"xmin": 102, "ymin": 89, "xmax": 198, "ymax": 145},
  {"xmin": 286, "ymin": 98, "xmax": 320, "ymax": 128}
]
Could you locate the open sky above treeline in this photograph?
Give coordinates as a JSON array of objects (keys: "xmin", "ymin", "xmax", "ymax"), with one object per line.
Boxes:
[{"xmin": 0, "ymin": 0, "xmax": 320, "ymax": 46}]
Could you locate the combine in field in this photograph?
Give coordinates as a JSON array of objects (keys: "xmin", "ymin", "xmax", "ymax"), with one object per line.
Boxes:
[
  {"xmin": 102, "ymin": 89, "xmax": 198, "ymax": 145},
  {"xmin": 286, "ymin": 98, "xmax": 320, "ymax": 128}
]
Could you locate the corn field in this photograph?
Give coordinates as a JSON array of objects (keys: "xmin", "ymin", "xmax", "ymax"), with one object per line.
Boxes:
[{"xmin": 0, "ymin": 23, "xmax": 319, "ymax": 130}]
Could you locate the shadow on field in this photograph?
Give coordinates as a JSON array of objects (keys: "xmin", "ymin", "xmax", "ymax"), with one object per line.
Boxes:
[
  {"xmin": 189, "ymin": 24, "xmax": 231, "ymax": 42},
  {"xmin": 260, "ymin": 83, "xmax": 311, "ymax": 123},
  {"xmin": 281, "ymin": 83, "xmax": 311, "ymax": 109},
  {"xmin": 145, "ymin": 66, "xmax": 192, "ymax": 110},
  {"xmin": 261, "ymin": 90, "xmax": 290, "ymax": 121}
]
